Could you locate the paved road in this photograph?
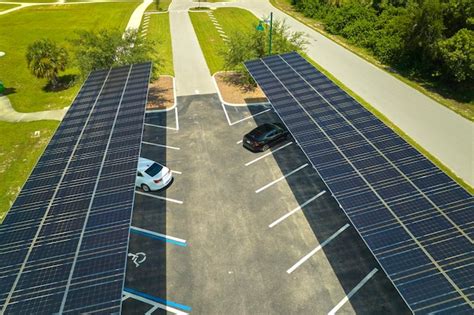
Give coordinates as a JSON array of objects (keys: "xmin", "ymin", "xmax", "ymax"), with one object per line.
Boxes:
[
  {"xmin": 169, "ymin": 1, "xmax": 217, "ymax": 96},
  {"xmin": 171, "ymin": 0, "xmax": 473, "ymax": 187}
]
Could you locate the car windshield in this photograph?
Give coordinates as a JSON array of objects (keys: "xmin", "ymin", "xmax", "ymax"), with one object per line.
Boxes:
[
  {"xmin": 144, "ymin": 163, "xmax": 163, "ymax": 177},
  {"xmin": 250, "ymin": 124, "xmax": 274, "ymax": 140}
]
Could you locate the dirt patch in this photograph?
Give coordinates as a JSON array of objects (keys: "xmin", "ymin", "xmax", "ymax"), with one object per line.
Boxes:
[
  {"xmin": 147, "ymin": 76, "xmax": 174, "ymax": 110},
  {"xmin": 215, "ymin": 72, "xmax": 268, "ymax": 105}
]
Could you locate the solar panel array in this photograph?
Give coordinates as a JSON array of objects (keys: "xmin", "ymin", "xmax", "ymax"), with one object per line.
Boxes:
[
  {"xmin": 0, "ymin": 62, "xmax": 151, "ymax": 314},
  {"xmin": 245, "ymin": 52, "xmax": 473, "ymax": 314}
]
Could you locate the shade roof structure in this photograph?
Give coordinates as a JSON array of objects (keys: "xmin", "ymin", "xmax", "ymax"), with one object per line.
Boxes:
[
  {"xmin": 0, "ymin": 62, "xmax": 152, "ymax": 314},
  {"xmin": 245, "ymin": 52, "xmax": 473, "ymax": 314}
]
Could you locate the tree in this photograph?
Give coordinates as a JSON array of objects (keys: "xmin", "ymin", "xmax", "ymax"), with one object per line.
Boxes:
[
  {"xmin": 70, "ymin": 29, "xmax": 157, "ymax": 76},
  {"xmin": 438, "ymin": 28, "xmax": 474, "ymax": 82},
  {"xmin": 222, "ymin": 19, "xmax": 308, "ymax": 85},
  {"xmin": 26, "ymin": 39, "xmax": 68, "ymax": 88}
]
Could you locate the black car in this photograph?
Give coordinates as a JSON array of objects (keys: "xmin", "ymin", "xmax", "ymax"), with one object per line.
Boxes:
[{"xmin": 243, "ymin": 123, "xmax": 290, "ymax": 152}]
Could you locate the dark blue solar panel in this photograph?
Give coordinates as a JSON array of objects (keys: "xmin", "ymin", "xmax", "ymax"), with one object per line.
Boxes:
[
  {"xmin": 245, "ymin": 52, "xmax": 473, "ymax": 314},
  {"xmin": 0, "ymin": 63, "xmax": 151, "ymax": 314}
]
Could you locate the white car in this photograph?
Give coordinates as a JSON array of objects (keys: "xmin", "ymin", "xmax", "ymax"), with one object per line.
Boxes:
[{"xmin": 136, "ymin": 157, "xmax": 173, "ymax": 192}]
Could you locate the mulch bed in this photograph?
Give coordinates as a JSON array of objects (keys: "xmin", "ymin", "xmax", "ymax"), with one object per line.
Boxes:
[
  {"xmin": 146, "ymin": 76, "xmax": 174, "ymax": 110},
  {"xmin": 215, "ymin": 71, "xmax": 268, "ymax": 104}
]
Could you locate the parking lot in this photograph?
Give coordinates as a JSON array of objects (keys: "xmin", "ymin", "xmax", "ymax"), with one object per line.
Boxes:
[{"xmin": 122, "ymin": 94, "xmax": 410, "ymax": 314}]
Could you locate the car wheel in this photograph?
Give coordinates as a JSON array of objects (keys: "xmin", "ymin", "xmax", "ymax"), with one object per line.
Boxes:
[
  {"xmin": 141, "ymin": 184, "xmax": 151, "ymax": 192},
  {"xmin": 262, "ymin": 144, "xmax": 270, "ymax": 151}
]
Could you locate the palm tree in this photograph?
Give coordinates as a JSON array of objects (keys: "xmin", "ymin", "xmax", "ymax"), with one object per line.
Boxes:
[{"xmin": 26, "ymin": 39, "xmax": 68, "ymax": 88}]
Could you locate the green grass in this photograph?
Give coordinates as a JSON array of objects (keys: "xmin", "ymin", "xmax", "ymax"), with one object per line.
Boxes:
[
  {"xmin": 270, "ymin": 0, "xmax": 473, "ymax": 121},
  {"xmin": 189, "ymin": 8, "xmax": 259, "ymax": 74},
  {"xmin": 146, "ymin": 0, "xmax": 171, "ymax": 11},
  {"xmin": 0, "ymin": 3, "xmax": 138, "ymax": 113},
  {"xmin": 0, "ymin": 0, "xmax": 57, "ymax": 2},
  {"xmin": 0, "ymin": 3, "xmax": 19, "ymax": 11},
  {"xmin": 144, "ymin": 13, "xmax": 174, "ymax": 76},
  {"xmin": 0, "ymin": 120, "xmax": 59, "ymax": 223}
]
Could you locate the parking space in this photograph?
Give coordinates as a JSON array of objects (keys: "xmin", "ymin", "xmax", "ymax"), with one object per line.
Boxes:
[{"xmin": 122, "ymin": 93, "xmax": 409, "ymax": 314}]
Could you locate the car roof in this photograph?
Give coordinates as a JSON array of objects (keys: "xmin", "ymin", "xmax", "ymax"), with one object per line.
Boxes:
[{"xmin": 138, "ymin": 157, "xmax": 162, "ymax": 172}]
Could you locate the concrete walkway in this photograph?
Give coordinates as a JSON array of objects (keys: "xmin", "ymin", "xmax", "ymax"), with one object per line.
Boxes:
[
  {"xmin": 125, "ymin": 0, "xmax": 152, "ymax": 31},
  {"xmin": 172, "ymin": 0, "xmax": 473, "ymax": 187},
  {"xmin": 0, "ymin": 96, "xmax": 68, "ymax": 122},
  {"xmin": 169, "ymin": 1, "xmax": 216, "ymax": 96}
]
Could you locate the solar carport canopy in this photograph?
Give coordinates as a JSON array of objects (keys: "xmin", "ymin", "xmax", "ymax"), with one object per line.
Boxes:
[
  {"xmin": 0, "ymin": 62, "xmax": 151, "ymax": 314},
  {"xmin": 245, "ymin": 52, "xmax": 473, "ymax": 314}
]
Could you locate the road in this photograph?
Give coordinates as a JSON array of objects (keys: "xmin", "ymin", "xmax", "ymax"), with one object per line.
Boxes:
[{"xmin": 168, "ymin": 0, "xmax": 473, "ymax": 187}]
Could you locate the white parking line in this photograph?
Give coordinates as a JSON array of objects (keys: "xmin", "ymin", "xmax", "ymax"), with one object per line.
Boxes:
[
  {"xmin": 230, "ymin": 108, "xmax": 272, "ymax": 126},
  {"xmin": 236, "ymin": 139, "xmax": 243, "ymax": 144},
  {"xmin": 142, "ymin": 141, "xmax": 180, "ymax": 150},
  {"xmin": 171, "ymin": 170, "xmax": 182, "ymax": 175},
  {"xmin": 135, "ymin": 190, "xmax": 183, "ymax": 204},
  {"xmin": 255, "ymin": 163, "xmax": 308, "ymax": 193},
  {"xmin": 287, "ymin": 223, "xmax": 350, "ymax": 274},
  {"xmin": 245, "ymin": 142, "xmax": 293, "ymax": 166},
  {"xmin": 269, "ymin": 190, "xmax": 326, "ymax": 228},
  {"xmin": 328, "ymin": 268, "xmax": 378, "ymax": 315},
  {"xmin": 124, "ymin": 290, "xmax": 188, "ymax": 315}
]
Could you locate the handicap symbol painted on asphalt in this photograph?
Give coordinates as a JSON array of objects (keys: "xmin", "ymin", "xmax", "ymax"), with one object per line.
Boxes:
[{"xmin": 128, "ymin": 252, "xmax": 146, "ymax": 267}]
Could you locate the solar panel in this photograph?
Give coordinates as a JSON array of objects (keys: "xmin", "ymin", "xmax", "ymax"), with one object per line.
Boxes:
[
  {"xmin": 245, "ymin": 52, "xmax": 473, "ymax": 314},
  {"xmin": 0, "ymin": 62, "xmax": 151, "ymax": 314}
]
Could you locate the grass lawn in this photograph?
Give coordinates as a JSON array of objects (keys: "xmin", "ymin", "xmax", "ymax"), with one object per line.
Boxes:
[
  {"xmin": 144, "ymin": 13, "xmax": 174, "ymax": 76},
  {"xmin": 146, "ymin": 0, "xmax": 171, "ymax": 12},
  {"xmin": 0, "ymin": 2, "xmax": 138, "ymax": 113},
  {"xmin": 0, "ymin": 120, "xmax": 59, "ymax": 223},
  {"xmin": 0, "ymin": 3, "xmax": 19, "ymax": 11},
  {"xmin": 189, "ymin": 8, "xmax": 258, "ymax": 74},
  {"xmin": 270, "ymin": 0, "xmax": 473, "ymax": 121}
]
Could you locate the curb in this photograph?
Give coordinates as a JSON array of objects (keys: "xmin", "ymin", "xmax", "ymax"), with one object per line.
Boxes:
[
  {"xmin": 212, "ymin": 72, "xmax": 270, "ymax": 107},
  {"xmin": 145, "ymin": 75, "xmax": 177, "ymax": 113}
]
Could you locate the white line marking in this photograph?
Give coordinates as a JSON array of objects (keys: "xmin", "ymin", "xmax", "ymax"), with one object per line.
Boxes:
[
  {"xmin": 142, "ymin": 141, "xmax": 180, "ymax": 150},
  {"xmin": 230, "ymin": 108, "xmax": 272, "ymax": 126},
  {"xmin": 144, "ymin": 123, "xmax": 177, "ymax": 131},
  {"xmin": 328, "ymin": 268, "xmax": 378, "ymax": 315},
  {"xmin": 131, "ymin": 226, "xmax": 187, "ymax": 244},
  {"xmin": 287, "ymin": 223, "xmax": 350, "ymax": 274},
  {"xmin": 245, "ymin": 141, "xmax": 293, "ymax": 166},
  {"xmin": 194, "ymin": 89, "xmax": 200, "ymax": 94},
  {"xmin": 171, "ymin": 170, "xmax": 182, "ymax": 175},
  {"xmin": 124, "ymin": 290, "xmax": 188, "ymax": 315},
  {"xmin": 145, "ymin": 305, "xmax": 159, "ymax": 315},
  {"xmin": 122, "ymin": 294, "xmax": 130, "ymax": 302},
  {"xmin": 269, "ymin": 191, "xmax": 326, "ymax": 228},
  {"xmin": 256, "ymin": 163, "xmax": 308, "ymax": 193},
  {"xmin": 236, "ymin": 139, "xmax": 243, "ymax": 144},
  {"xmin": 135, "ymin": 191, "xmax": 183, "ymax": 204}
]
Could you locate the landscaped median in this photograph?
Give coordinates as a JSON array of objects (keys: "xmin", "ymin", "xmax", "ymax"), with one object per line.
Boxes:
[
  {"xmin": 141, "ymin": 10, "xmax": 175, "ymax": 111},
  {"xmin": 189, "ymin": 7, "xmax": 268, "ymax": 105}
]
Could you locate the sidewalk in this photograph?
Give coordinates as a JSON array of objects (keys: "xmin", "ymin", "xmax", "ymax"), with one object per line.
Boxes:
[
  {"xmin": 169, "ymin": 1, "xmax": 216, "ymax": 96},
  {"xmin": 0, "ymin": 95, "xmax": 67, "ymax": 122}
]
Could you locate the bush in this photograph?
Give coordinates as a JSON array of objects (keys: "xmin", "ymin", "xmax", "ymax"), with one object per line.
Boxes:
[{"xmin": 438, "ymin": 28, "xmax": 474, "ymax": 82}]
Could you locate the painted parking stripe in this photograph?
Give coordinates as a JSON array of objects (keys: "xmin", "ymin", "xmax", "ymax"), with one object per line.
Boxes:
[
  {"xmin": 130, "ymin": 226, "xmax": 187, "ymax": 247},
  {"xmin": 328, "ymin": 268, "xmax": 378, "ymax": 315},
  {"xmin": 255, "ymin": 163, "xmax": 308, "ymax": 193},
  {"xmin": 124, "ymin": 287, "xmax": 191, "ymax": 314},
  {"xmin": 236, "ymin": 139, "xmax": 243, "ymax": 144},
  {"xmin": 245, "ymin": 142, "xmax": 293, "ymax": 166},
  {"xmin": 135, "ymin": 190, "xmax": 183, "ymax": 204},
  {"xmin": 171, "ymin": 170, "xmax": 182, "ymax": 175},
  {"xmin": 287, "ymin": 223, "xmax": 350, "ymax": 274},
  {"xmin": 230, "ymin": 108, "xmax": 272, "ymax": 126},
  {"xmin": 142, "ymin": 141, "xmax": 180, "ymax": 150},
  {"xmin": 269, "ymin": 190, "xmax": 326, "ymax": 228}
]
